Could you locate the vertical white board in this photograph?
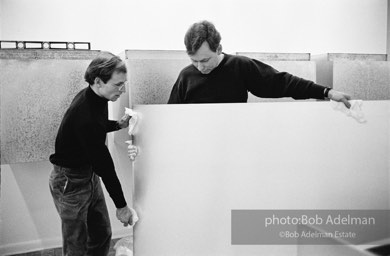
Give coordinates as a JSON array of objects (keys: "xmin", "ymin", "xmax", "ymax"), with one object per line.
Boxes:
[{"xmin": 132, "ymin": 101, "xmax": 389, "ymax": 256}]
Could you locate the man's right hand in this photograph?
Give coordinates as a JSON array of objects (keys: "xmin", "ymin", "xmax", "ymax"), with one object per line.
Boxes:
[
  {"xmin": 116, "ymin": 206, "xmax": 133, "ymax": 227},
  {"xmin": 328, "ymin": 89, "xmax": 352, "ymax": 109}
]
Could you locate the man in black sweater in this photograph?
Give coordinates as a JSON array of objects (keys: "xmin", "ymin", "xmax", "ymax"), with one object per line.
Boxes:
[
  {"xmin": 168, "ymin": 20, "xmax": 351, "ymax": 107},
  {"xmin": 49, "ymin": 52, "xmax": 137, "ymax": 256}
]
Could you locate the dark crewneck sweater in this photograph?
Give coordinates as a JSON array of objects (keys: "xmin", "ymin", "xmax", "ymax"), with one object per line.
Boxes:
[
  {"xmin": 50, "ymin": 86, "xmax": 126, "ymax": 208},
  {"xmin": 168, "ymin": 53, "xmax": 327, "ymax": 104}
]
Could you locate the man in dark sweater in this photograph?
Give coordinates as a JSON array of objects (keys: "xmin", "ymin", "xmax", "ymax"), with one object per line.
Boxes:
[
  {"xmin": 168, "ymin": 20, "xmax": 351, "ymax": 107},
  {"xmin": 49, "ymin": 52, "xmax": 137, "ymax": 256}
]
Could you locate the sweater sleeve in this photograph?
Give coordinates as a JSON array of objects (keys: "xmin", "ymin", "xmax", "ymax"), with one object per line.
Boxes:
[
  {"xmin": 244, "ymin": 59, "xmax": 326, "ymax": 100},
  {"xmin": 76, "ymin": 121, "xmax": 127, "ymax": 208},
  {"xmin": 107, "ymin": 120, "xmax": 120, "ymax": 132}
]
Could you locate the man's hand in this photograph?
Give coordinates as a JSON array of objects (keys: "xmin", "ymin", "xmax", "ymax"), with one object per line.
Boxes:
[
  {"xmin": 328, "ymin": 89, "xmax": 352, "ymax": 109},
  {"xmin": 125, "ymin": 141, "xmax": 138, "ymax": 161},
  {"xmin": 116, "ymin": 206, "xmax": 133, "ymax": 227},
  {"xmin": 117, "ymin": 114, "xmax": 131, "ymax": 129}
]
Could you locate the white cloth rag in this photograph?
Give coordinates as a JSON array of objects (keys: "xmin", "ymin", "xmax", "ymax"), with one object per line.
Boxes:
[
  {"xmin": 331, "ymin": 100, "xmax": 366, "ymax": 123},
  {"xmin": 125, "ymin": 108, "xmax": 138, "ymax": 135}
]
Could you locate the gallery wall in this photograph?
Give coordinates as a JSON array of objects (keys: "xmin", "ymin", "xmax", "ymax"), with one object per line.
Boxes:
[{"xmin": 0, "ymin": 0, "xmax": 387, "ymax": 55}]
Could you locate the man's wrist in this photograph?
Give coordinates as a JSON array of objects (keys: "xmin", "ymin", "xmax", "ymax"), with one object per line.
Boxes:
[
  {"xmin": 324, "ymin": 87, "xmax": 332, "ymax": 99},
  {"xmin": 116, "ymin": 121, "xmax": 122, "ymax": 130},
  {"xmin": 117, "ymin": 205, "xmax": 128, "ymax": 211}
]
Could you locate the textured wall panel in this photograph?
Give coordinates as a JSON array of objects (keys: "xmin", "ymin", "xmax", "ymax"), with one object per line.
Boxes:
[
  {"xmin": 123, "ymin": 50, "xmax": 190, "ymax": 105},
  {"xmin": 127, "ymin": 59, "xmax": 190, "ymax": 105},
  {"xmin": 237, "ymin": 53, "xmax": 317, "ymax": 103},
  {"xmin": 236, "ymin": 52, "xmax": 310, "ymax": 61},
  {"xmin": 132, "ymin": 101, "xmax": 389, "ymax": 256},
  {"xmin": 333, "ymin": 61, "xmax": 390, "ymax": 100},
  {"xmin": 328, "ymin": 53, "xmax": 387, "ymax": 61},
  {"xmin": 0, "ymin": 50, "xmax": 99, "ymax": 164}
]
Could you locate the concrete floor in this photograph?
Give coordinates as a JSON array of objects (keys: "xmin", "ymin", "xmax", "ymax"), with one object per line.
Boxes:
[{"xmin": 9, "ymin": 237, "xmax": 122, "ymax": 256}]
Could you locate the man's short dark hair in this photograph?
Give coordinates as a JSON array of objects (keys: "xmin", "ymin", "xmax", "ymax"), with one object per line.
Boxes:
[
  {"xmin": 184, "ymin": 20, "xmax": 222, "ymax": 55},
  {"xmin": 84, "ymin": 51, "xmax": 127, "ymax": 85}
]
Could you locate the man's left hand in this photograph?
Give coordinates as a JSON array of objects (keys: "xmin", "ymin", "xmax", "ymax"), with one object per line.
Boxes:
[
  {"xmin": 116, "ymin": 206, "xmax": 133, "ymax": 227},
  {"xmin": 328, "ymin": 90, "xmax": 352, "ymax": 109},
  {"xmin": 117, "ymin": 114, "xmax": 131, "ymax": 129}
]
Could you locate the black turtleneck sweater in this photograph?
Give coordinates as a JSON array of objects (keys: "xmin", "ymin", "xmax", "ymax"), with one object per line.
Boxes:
[
  {"xmin": 50, "ymin": 86, "xmax": 126, "ymax": 208},
  {"xmin": 168, "ymin": 53, "xmax": 327, "ymax": 104}
]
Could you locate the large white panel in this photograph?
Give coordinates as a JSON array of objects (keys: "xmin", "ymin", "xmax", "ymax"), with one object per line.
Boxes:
[{"xmin": 132, "ymin": 101, "xmax": 389, "ymax": 255}]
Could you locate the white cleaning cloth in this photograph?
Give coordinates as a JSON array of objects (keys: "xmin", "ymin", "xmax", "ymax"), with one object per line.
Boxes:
[
  {"xmin": 114, "ymin": 234, "xmax": 133, "ymax": 256},
  {"xmin": 331, "ymin": 100, "xmax": 367, "ymax": 123},
  {"xmin": 125, "ymin": 108, "xmax": 138, "ymax": 135}
]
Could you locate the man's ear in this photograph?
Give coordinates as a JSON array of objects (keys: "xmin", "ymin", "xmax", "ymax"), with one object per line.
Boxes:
[
  {"xmin": 217, "ymin": 44, "xmax": 223, "ymax": 54},
  {"xmin": 94, "ymin": 77, "xmax": 102, "ymax": 87}
]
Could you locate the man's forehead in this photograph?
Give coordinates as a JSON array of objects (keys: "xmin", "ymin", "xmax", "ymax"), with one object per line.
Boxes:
[
  {"xmin": 189, "ymin": 55, "xmax": 211, "ymax": 62},
  {"xmin": 189, "ymin": 42, "xmax": 217, "ymax": 61}
]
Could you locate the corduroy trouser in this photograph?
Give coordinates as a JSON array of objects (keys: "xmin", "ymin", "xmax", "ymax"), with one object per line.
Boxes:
[{"xmin": 49, "ymin": 164, "xmax": 112, "ymax": 256}]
